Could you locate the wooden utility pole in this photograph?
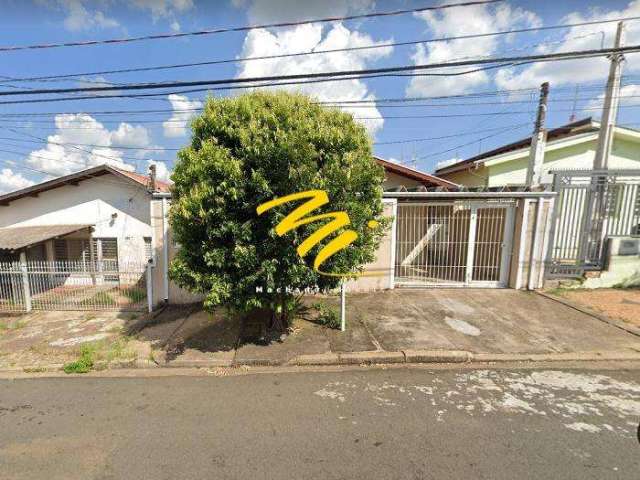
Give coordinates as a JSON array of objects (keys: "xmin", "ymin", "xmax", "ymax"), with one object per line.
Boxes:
[
  {"xmin": 525, "ymin": 82, "xmax": 550, "ymax": 189},
  {"xmin": 594, "ymin": 21, "xmax": 625, "ymax": 170}
]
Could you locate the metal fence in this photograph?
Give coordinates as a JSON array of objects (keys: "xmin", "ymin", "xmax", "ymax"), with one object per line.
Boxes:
[
  {"xmin": 394, "ymin": 200, "xmax": 515, "ymax": 287},
  {"xmin": 0, "ymin": 260, "xmax": 151, "ymax": 312},
  {"xmin": 546, "ymin": 169, "xmax": 640, "ymax": 277}
]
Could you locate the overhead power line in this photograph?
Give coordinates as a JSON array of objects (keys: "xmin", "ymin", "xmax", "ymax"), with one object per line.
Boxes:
[
  {"xmin": 0, "ymin": 80, "xmax": 616, "ymax": 107},
  {"xmin": 416, "ymin": 124, "xmax": 531, "ymax": 161},
  {"xmin": 0, "ymin": 0, "xmax": 501, "ymax": 53},
  {"xmin": 1, "ymin": 45, "xmax": 638, "ymax": 98},
  {"xmin": 0, "ymin": 75, "xmax": 613, "ymax": 107},
  {"xmin": 2, "ymin": 91, "xmax": 638, "ymax": 118},
  {"xmin": 0, "ymin": 122, "xmax": 534, "ymax": 151},
  {"xmin": 7, "ymin": 15, "xmax": 639, "ymax": 83}
]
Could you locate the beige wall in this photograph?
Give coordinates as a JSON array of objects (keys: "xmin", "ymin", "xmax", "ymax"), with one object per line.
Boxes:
[
  {"xmin": 151, "ymin": 193, "xmax": 554, "ymax": 308},
  {"xmin": 438, "ymin": 166, "xmax": 489, "ymax": 188},
  {"xmin": 347, "ymin": 200, "xmax": 395, "ymax": 292},
  {"xmin": 383, "ymin": 171, "xmax": 423, "ymax": 190},
  {"xmin": 151, "ymin": 199, "xmax": 397, "ymax": 305}
]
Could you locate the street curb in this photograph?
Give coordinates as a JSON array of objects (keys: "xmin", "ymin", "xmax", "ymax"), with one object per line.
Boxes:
[
  {"xmin": 288, "ymin": 349, "xmax": 640, "ymax": 366},
  {"xmin": 338, "ymin": 351, "xmax": 406, "ymax": 365},
  {"xmin": 536, "ymin": 291, "xmax": 640, "ymax": 338},
  {"xmin": 4, "ymin": 350, "xmax": 640, "ymax": 376},
  {"xmin": 404, "ymin": 349, "xmax": 471, "ymax": 363}
]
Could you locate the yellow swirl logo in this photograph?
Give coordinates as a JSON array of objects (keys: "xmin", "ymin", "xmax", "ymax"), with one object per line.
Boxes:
[{"xmin": 256, "ymin": 190, "xmax": 381, "ymax": 278}]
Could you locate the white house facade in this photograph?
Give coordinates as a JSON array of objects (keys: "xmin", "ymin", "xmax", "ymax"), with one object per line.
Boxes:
[{"xmin": 0, "ymin": 165, "xmax": 170, "ymax": 266}]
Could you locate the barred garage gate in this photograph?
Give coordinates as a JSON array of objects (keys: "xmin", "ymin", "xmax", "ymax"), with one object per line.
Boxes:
[{"xmin": 394, "ymin": 200, "xmax": 515, "ymax": 287}]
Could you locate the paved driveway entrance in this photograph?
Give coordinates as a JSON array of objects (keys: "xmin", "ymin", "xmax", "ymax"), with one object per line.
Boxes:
[{"xmin": 347, "ymin": 289, "xmax": 640, "ymax": 354}]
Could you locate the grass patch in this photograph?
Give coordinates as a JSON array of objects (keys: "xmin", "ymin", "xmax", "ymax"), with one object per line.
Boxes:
[
  {"xmin": 63, "ymin": 345, "xmax": 94, "ymax": 374},
  {"xmin": 545, "ymin": 287, "xmax": 570, "ymax": 297},
  {"xmin": 311, "ymin": 302, "xmax": 341, "ymax": 330},
  {"xmin": 122, "ymin": 287, "xmax": 146, "ymax": 304},
  {"xmin": 79, "ymin": 291, "xmax": 117, "ymax": 308},
  {"xmin": 62, "ymin": 337, "xmax": 135, "ymax": 374},
  {"xmin": 0, "ymin": 319, "xmax": 27, "ymax": 331}
]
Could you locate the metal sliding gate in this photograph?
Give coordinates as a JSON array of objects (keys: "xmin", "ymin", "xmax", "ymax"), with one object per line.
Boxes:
[
  {"xmin": 546, "ymin": 169, "xmax": 640, "ymax": 278},
  {"xmin": 394, "ymin": 201, "xmax": 515, "ymax": 287}
]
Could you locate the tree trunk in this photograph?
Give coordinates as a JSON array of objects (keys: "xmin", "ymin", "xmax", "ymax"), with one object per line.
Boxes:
[{"xmin": 280, "ymin": 294, "xmax": 289, "ymax": 331}]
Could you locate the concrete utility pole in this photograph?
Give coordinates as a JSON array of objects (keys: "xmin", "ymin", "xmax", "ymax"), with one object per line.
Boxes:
[
  {"xmin": 525, "ymin": 82, "xmax": 550, "ymax": 189},
  {"xmin": 594, "ymin": 21, "xmax": 625, "ymax": 170}
]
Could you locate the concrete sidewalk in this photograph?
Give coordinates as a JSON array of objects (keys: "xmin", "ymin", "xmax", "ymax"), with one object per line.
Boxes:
[
  {"xmin": 2, "ymin": 289, "xmax": 640, "ymax": 372},
  {"xmin": 137, "ymin": 289, "xmax": 640, "ymax": 368}
]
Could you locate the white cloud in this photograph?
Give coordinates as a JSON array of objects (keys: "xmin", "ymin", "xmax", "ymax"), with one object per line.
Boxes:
[
  {"xmin": 132, "ymin": 0, "xmax": 194, "ymax": 21},
  {"xmin": 26, "ymin": 114, "xmax": 153, "ymax": 177},
  {"xmin": 233, "ymin": 0, "xmax": 374, "ymax": 24},
  {"xmin": 111, "ymin": 123, "xmax": 152, "ymax": 148},
  {"xmin": 495, "ymin": 2, "xmax": 640, "ymax": 92},
  {"xmin": 236, "ymin": 22, "xmax": 392, "ymax": 134},
  {"xmin": 146, "ymin": 160, "xmax": 172, "ymax": 182},
  {"xmin": 58, "ymin": 0, "xmax": 119, "ymax": 32},
  {"xmin": 170, "ymin": 20, "xmax": 181, "ymax": 32},
  {"xmin": 407, "ymin": 3, "xmax": 540, "ymax": 97},
  {"xmin": 163, "ymin": 94, "xmax": 202, "ymax": 138},
  {"xmin": 0, "ymin": 168, "xmax": 34, "ymax": 194}
]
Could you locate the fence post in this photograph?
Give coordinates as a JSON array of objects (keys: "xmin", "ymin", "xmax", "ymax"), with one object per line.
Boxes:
[
  {"xmin": 146, "ymin": 261, "xmax": 153, "ymax": 313},
  {"xmin": 19, "ymin": 251, "xmax": 32, "ymax": 312}
]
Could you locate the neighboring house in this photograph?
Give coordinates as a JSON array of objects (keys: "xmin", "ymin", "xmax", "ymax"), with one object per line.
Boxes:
[
  {"xmin": 0, "ymin": 165, "xmax": 170, "ymax": 266},
  {"xmin": 435, "ymin": 118, "xmax": 640, "ymax": 187},
  {"xmin": 375, "ymin": 156, "xmax": 459, "ymax": 190}
]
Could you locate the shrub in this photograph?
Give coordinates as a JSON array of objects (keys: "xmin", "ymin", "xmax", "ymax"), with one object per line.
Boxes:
[{"xmin": 312, "ymin": 302, "xmax": 341, "ymax": 330}]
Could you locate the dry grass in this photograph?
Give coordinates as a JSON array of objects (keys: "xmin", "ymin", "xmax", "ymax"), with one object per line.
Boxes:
[{"xmin": 560, "ymin": 288, "xmax": 640, "ymax": 329}]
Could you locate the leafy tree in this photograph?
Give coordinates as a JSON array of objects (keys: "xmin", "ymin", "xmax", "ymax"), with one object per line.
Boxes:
[{"xmin": 169, "ymin": 91, "xmax": 387, "ymax": 331}]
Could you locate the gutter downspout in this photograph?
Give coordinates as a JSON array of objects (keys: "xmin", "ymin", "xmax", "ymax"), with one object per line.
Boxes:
[{"xmin": 161, "ymin": 197, "xmax": 169, "ymax": 302}]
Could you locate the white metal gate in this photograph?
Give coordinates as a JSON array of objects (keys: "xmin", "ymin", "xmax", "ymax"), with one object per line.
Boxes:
[
  {"xmin": 394, "ymin": 201, "xmax": 515, "ymax": 287},
  {"xmin": 0, "ymin": 260, "xmax": 151, "ymax": 312}
]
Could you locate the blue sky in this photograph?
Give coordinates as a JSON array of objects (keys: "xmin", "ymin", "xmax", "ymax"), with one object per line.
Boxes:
[{"xmin": 0, "ymin": 0, "xmax": 639, "ymax": 192}]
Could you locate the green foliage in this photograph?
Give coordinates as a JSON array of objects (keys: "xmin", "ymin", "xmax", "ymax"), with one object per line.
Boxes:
[
  {"xmin": 169, "ymin": 91, "xmax": 388, "ymax": 322},
  {"xmin": 311, "ymin": 302, "xmax": 341, "ymax": 330},
  {"xmin": 61, "ymin": 338, "xmax": 134, "ymax": 374},
  {"xmin": 79, "ymin": 291, "xmax": 117, "ymax": 307},
  {"xmin": 122, "ymin": 287, "xmax": 146, "ymax": 304},
  {"xmin": 63, "ymin": 345, "xmax": 94, "ymax": 374}
]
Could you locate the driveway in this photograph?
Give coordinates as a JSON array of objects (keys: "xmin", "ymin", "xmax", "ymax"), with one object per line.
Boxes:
[{"xmin": 347, "ymin": 289, "xmax": 640, "ymax": 354}]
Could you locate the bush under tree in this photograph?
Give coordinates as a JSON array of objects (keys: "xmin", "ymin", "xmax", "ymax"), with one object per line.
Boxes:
[{"xmin": 169, "ymin": 91, "xmax": 387, "ymax": 331}]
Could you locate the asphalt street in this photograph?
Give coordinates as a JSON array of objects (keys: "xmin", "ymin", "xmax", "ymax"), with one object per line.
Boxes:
[{"xmin": 1, "ymin": 365, "xmax": 639, "ymax": 479}]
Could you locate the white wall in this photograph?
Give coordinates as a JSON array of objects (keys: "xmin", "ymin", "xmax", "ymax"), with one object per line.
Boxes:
[{"xmin": 0, "ymin": 175, "xmax": 153, "ymax": 263}]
